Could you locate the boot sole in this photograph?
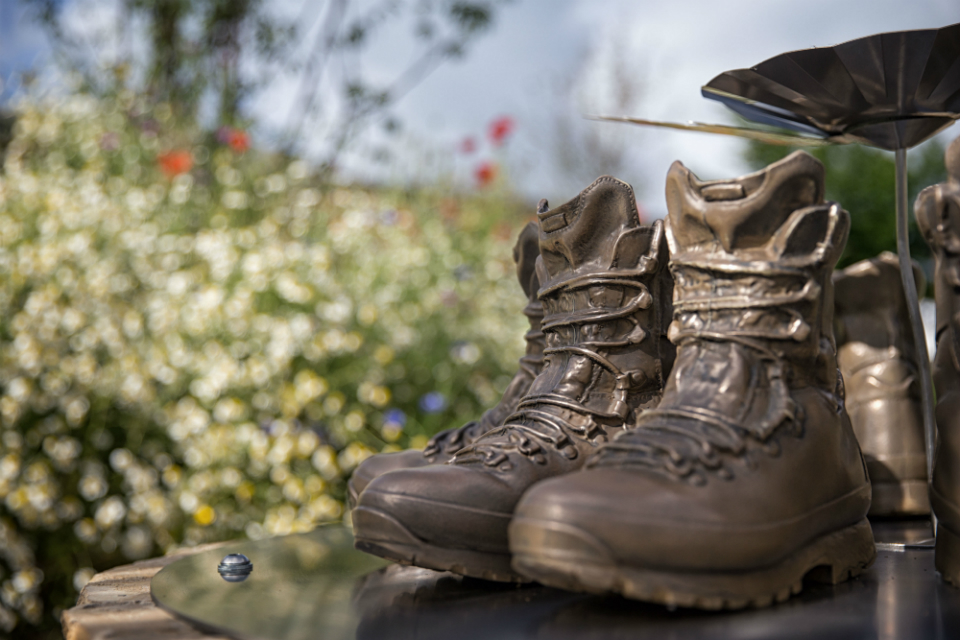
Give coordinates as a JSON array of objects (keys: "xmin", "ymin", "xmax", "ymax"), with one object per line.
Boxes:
[
  {"xmin": 353, "ymin": 505, "xmax": 528, "ymax": 583},
  {"xmin": 935, "ymin": 522, "xmax": 960, "ymax": 586},
  {"xmin": 510, "ymin": 518, "xmax": 876, "ymax": 610},
  {"xmin": 869, "ymin": 480, "xmax": 930, "ymax": 517}
]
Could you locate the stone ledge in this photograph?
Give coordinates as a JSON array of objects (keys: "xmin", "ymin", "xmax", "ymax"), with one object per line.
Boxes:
[{"xmin": 61, "ymin": 543, "xmax": 231, "ymax": 640}]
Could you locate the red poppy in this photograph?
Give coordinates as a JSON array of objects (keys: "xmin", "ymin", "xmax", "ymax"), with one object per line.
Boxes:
[
  {"xmin": 227, "ymin": 129, "xmax": 250, "ymax": 153},
  {"xmin": 217, "ymin": 126, "xmax": 250, "ymax": 153},
  {"xmin": 474, "ymin": 161, "xmax": 498, "ymax": 188},
  {"xmin": 157, "ymin": 150, "xmax": 193, "ymax": 177},
  {"xmin": 488, "ymin": 116, "xmax": 515, "ymax": 147},
  {"xmin": 459, "ymin": 137, "xmax": 477, "ymax": 154}
]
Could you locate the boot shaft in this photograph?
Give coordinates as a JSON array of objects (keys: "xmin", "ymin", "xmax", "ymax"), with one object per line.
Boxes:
[
  {"xmin": 594, "ymin": 151, "xmax": 850, "ymax": 473},
  {"xmin": 529, "ymin": 176, "xmax": 674, "ymax": 422},
  {"xmin": 833, "ymin": 252, "xmax": 925, "ymax": 362},
  {"xmin": 664, "ymin": 151, "xmax": 849, "ymax": 389},
  {"xmin": 833, "ymin": 253, "xmax": 925, "ymax": 412}
]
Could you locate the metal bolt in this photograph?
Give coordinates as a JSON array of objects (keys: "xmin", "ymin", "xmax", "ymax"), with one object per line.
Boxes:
[{"xmin": 217, "ymin": 553, "xmax": 253, "ymax": 582}]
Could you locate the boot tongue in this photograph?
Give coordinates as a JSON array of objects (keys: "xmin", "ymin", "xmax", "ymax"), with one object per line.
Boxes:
[
  {"xmin": 537, "ymin": 176, "xmax": 653, "ymax": 291},
  {"xmin": 666, "ymin": 150, "xmax": 825, "ymax": 254}
]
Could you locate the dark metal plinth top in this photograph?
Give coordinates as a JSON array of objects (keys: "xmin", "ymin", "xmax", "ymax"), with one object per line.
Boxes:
[{"xmin": 151, "ymin": 521, "xmax": 960, "ymax": 640}]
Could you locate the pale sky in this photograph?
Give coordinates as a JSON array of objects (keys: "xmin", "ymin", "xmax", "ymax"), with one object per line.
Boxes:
[
  {"xmin": 375, "ymin": 0, "xmax": 960, "ymax": 214},
  {"xmin": 3, "ymin": 0, "xmax": 960, "ymax": 216}
]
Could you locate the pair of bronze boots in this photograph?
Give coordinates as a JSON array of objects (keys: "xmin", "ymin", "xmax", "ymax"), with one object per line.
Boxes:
[{"xmin": 351, "ymin": 149, "xmax": 920, "ymax": 609}]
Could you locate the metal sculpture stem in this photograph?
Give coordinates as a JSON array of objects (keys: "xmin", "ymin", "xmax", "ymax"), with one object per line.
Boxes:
[{"xmin": 895, "ymin": 148, "xmax": 938, "ymax": 535}]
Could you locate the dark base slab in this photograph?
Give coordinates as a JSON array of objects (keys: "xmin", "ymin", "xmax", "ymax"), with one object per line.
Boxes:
[{"xmin": 151, "ymin": 520, "xmax": 960, "ymax": 640}]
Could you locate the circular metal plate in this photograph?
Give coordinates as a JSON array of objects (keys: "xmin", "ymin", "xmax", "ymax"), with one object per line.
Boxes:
[{"xmin": 151, "ymin": 526, "xmax": 387, "ymax": 640}]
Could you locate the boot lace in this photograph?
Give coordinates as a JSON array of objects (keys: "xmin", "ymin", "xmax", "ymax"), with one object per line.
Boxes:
[
  {"xmin": 588, "ymin": 339, "xmax": 803, "ymax": 484},
  {"xmin": 453, "ymin": 270, "xmax": 655, "ymax": 468},
  {"xmin": 588, "ymin": 259, "xmax": 814, "ymax": 483}
]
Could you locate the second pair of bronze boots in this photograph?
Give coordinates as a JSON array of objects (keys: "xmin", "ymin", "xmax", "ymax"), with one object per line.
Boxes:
[{"xmin": 351, "ymin": 149, "xmax": 927, "ymax": 610}]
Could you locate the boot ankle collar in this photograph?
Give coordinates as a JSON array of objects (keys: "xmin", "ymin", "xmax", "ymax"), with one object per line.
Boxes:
[
  {"xmin": 537, "ymin": 217, "xmax": 666, "ymax": 297},
  {"xmin": 540, "ymin": 282, "xmax": 652, "ymax": 333},
  {"xmin": 667, "ymin": 262, "xmax": 820, "ymax": 344}
]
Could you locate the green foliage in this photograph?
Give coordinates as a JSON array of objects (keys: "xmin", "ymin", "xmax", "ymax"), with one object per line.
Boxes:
[
  {"xmin": 0, "ymin": 91, "xmax": 531, "ymax": 638},
  {"xmin": 743, "ymin": 139, "xmax": 947, "ymax": 273},
  {"xmin": 449, "ymin": 2, "xmax": 494, "ymax": 34}
]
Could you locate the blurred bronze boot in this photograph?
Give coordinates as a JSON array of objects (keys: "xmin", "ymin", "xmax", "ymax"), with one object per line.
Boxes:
[
  {"xmin": 353, "ymin": 176, "xmax": 675, "ymax": 581},
  {"xmin": 347, "ymin": 222, "xmax": 544, "ymax": 506},
  {"xmin": 916, "ymin": 136, "xmax": 960, "ymax": 586},
  {"xmin": 834, "ymin": 252, "xmax": 930, "ymax": 516},
  {"xmin": 510, "ymin": 151, "xmax": 875, "ymax": 609}
]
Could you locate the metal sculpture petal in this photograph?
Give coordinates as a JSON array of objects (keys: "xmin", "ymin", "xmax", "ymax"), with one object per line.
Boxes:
[
  {"xmin": 588, "ymin": 115, "xmax": 841, "ymax": 147},
  {"xmin": 702, "ymin": 22, "xmax": 960, "ymax": 150}
]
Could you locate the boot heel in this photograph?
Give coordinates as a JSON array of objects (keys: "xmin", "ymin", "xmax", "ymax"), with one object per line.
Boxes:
[
  {"xmin": 804, "ymin": 519, "xmax": 876, "ymax": 585},
  {"xmin": 936, "ymin": 523, "xmax": 960, "ymax": 586}
]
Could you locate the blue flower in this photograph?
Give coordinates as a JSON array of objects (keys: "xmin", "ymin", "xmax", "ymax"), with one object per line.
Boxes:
[
  {"xmin": 419, "ymin": 392, "xmax": 447, "ymax": 414},
  {"xmin": 383, "ymin": 408, "xmax": 407, "ymax": 427}
]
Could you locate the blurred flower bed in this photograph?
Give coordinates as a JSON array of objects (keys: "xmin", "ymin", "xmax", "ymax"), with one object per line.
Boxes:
[{"xmin": 0, "ymin": 92, "xmax": 531, "ymax": 635}]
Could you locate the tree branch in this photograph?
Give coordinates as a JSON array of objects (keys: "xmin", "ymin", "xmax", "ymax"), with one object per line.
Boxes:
[{"xmin": 284, "ymin": 0, "xmax": 350, "ymax": 144}]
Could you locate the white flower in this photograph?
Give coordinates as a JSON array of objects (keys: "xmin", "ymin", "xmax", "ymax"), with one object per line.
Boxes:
[{"xmin": 94, "ymin": 497, "xmax": 127, "ymax": 529}]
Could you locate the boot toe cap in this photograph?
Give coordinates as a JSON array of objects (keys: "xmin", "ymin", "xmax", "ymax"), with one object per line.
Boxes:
[
  {"xmin": 511, "ymin": 467, "xmax": 870, "ymax": 573},
  {"xmin": 354, "ymin": 465, "xmax": 519, "ymax": 554},
  {"xmin": 348, "ymin": 450, "xmax": 433, "ymax": 506}
]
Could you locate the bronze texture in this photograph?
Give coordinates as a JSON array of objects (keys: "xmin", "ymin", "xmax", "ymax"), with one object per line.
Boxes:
[
  {"xmin": 700, "ymin": 26, "xmax": 960, "ymax": 528},
  {"xmin": 510, "ymin": 151, "xmax": 875, "ymax": 610},
  {"xmin": 702, "ymin": 23, "xmax": 960, "ymax": 150},
  {"xmin": 347, "ymin": 222, "xmax": 544, "ymax": 506},
  {"xmin": 600, "ymin": 25, "xmax": 959, "ymax": 510},
  {"xmin": 834, "ymin": 252, "xmax": 930, "ymax": 516},
  {"xmin": 352, "ymin": 176, "xmax": 675, "ymax": 582},
  {"xmin": 596, "ymin": 24, "xmax": 960, "ymax": 152},
  {"xmin": 917, "ymin": 135, "xmax": 960, "ymax": 586}
]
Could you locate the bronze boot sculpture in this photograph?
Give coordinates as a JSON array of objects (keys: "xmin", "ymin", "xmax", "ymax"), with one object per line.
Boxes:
[
  {"xmin": 510, "ymin": 151, "xmax": 875, "ymax": 609},
  {"xmin": 347, "ymin": 222, "xmax": 545, "ymax": 506},
  {"xmin": 834, "ymin": 252, "xmax": 930, "ymax": 516},
  {"xmin": 916, "ymin": 136, "xmax": 960, "ymax": 586},
  {"xmin": 353, "ymin": 176, "xmax": 675, "ymax": 581}
]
